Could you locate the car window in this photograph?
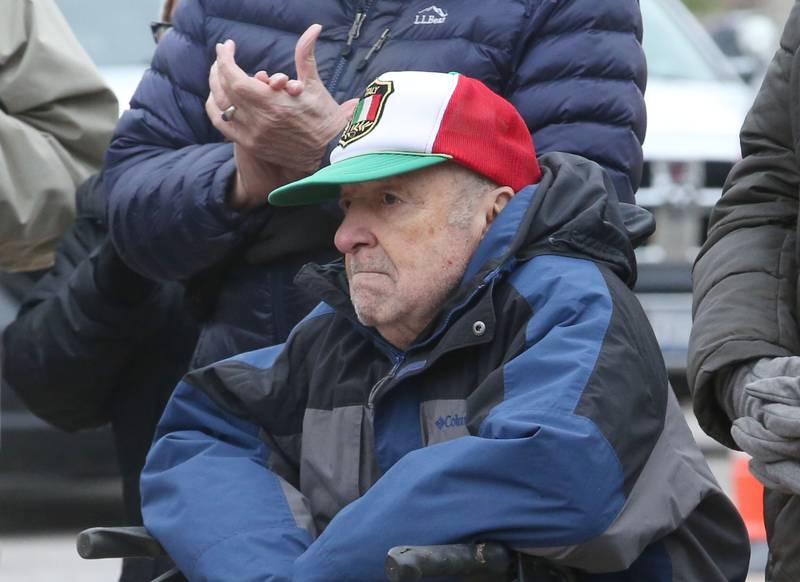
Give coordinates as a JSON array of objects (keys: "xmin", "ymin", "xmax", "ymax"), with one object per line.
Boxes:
[
  {"xmin": 641, "ymin": 0, "xmax": 738, "ymax": 82},
  {"xmin": 55, "ymin": 0, "xmax": 162, "ymax": 67}
]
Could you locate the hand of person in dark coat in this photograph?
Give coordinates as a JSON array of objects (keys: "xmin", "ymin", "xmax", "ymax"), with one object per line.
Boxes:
[
  {"xmin": 206, "ymin": 24, "xmax": 357, "ymax": 210},
  {"xmin": 726, "ymin": 357, "xmax": 800, "ymax": 494}
]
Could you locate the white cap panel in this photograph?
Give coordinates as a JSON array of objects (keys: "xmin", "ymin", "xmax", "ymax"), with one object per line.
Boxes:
[{"xmin": 331, "ymin": 71, "xmax": 459, "ymax": 164}]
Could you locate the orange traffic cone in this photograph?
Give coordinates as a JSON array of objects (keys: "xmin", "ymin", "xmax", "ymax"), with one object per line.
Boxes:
[{"xmin": 732, "ymin": 453, "xmax": 766, "ymax": 542}]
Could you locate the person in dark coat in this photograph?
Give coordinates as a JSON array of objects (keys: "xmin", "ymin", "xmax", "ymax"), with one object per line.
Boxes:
[
  {"xmin": 1, "ymin": 4, "xmax": 192, "ymax": 580},
  {"xmin": 689, "ymin": 2, "xmax": 800, "ymax": 580},
  {"xmin": 1, "ymin": 175, "xmax": 199, "ymax": 582},
  {"xmin": 103, "ymin": 0, "xmax": 648, "ymax": 370}
]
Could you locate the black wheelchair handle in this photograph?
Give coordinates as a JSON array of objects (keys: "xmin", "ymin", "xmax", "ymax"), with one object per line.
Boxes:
[
  {"xmin": 385, "ymin": 542, "xmax": 513, "ymax": 581},
  {"xmin": 77, "ymin": 526, "xmax": 166, "ymax": 559}
]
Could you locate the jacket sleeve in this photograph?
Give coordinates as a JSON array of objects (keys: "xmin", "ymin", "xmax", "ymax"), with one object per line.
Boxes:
[
  {"xmin": 508, "ymin": 1, "xmax": 646, "ymax": 204},
  {"xmin": 103, "ymin": 0, "xmax": 269, "ymax": 281},
  {"xmin": 2, "ymin": 181, "xmax": 162, "ymax": 431},
  {"xmin": 0, "ymin": 0, "xmax": 117, "ymax": 272},
  {"xmin": 689, "ymin": 8, "xmax": 800, "ymax": 448},
  {"xmin": 295, "ymin": 257, "xmax": 671, "ymax": 580},
  {"xmin": 140, "ymin": 345, "xmax": 315, "ymax": 582}
]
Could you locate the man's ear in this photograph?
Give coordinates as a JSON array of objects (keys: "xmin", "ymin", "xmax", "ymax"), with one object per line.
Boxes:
[{"xmin": 481, "ymin": 187, "xmax": 515, "ymax": 236}]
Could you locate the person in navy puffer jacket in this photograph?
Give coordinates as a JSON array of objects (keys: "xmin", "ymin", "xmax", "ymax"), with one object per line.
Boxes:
[{"xmin": 104, "ymin": 0, "xmax": 647, "ymax": 369}]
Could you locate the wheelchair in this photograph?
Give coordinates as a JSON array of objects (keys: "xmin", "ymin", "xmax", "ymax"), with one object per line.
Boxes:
[{"xmin": 77, "ymin": 526, "xmax": 577, "ymax": 581}]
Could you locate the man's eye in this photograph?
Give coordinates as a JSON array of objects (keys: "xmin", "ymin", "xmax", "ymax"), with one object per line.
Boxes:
[
  {"xmin": 338, "ymin": 199, "xmax": 352, "ymax": 212},
  {"xmin": 382, "ymin": 193, "xmax": 399, "ymax": 206}
]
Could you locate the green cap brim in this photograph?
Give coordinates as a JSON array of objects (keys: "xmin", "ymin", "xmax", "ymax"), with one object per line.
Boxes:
[{"xmin": 268, "ymin": 152, "xmax": 452, "ymax": 206}]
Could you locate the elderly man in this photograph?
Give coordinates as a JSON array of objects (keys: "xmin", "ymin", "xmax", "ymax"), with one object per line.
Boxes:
[{"xmin": 141, "ymin": 72, "xmax": 749, "ymax": 581}]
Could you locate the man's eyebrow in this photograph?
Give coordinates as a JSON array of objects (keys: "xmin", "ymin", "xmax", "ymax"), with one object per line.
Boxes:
[
  {"xmin": 382, "ymin": 176, "xmax": 420, "ymax": 195},
  {"xmin": 341, "ymin": 174, "xmax": 427, "ymax": 203},
  {"xmin": 344, "ymin": 178, "xmax": 408, "ymax": 195},
  {"xmin": 374, "ymin": 176, "xmax": 404, "ymax": 189}
]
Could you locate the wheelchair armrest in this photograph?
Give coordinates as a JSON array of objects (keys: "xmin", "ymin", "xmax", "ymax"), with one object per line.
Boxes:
[
  {"xmin": 385, "ymin": 542, "xmax": 513, "ymax": 581},
  {"xmin": 77, "ymin": 526, "xmax": 166, "ymax": 559}
]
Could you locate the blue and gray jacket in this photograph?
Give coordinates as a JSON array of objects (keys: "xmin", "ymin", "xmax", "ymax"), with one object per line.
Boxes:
[
  {"xmin": 141, "ymin": 154, "xmax": 750, "ymax": 581},
  {"xmin": 103, "ymin": 0, "xmax": 647, "ymax": 367}
]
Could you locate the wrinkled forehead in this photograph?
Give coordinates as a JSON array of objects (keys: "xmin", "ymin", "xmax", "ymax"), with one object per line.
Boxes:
[
  {"xmin": 338, "ymin": 163, "xmax": 461, "ymax": 200},
  {"xmin": 339, "ymin": 175, "xmax": 408, "ymax": 197}
]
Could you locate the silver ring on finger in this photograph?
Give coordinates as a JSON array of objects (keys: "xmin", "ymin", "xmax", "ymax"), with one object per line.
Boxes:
[{"xmin": 221, "ymin": 104, "xmax": 238, "ymax": 122}]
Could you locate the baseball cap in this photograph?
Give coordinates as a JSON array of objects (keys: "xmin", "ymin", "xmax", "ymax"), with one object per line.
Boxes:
[{"xmin": 268, "ymin": 71, "xmax": 541, "ymax": 206}]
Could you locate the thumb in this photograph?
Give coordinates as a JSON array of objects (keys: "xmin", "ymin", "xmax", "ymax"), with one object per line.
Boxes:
[
  {"xmin": 339, "ymin": 98, "xmax": 359, "ymax": 121},
  {"xmin": 295, "ymin": 23, "xmax": 322, "ymax": 83}
]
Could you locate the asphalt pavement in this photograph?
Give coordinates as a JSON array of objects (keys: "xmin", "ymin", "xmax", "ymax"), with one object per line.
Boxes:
[
  {"xmin": 0, "ymin": 477, "xmax": 123, "ymax": 582},
  {"xmin": 0, "ymin": 534, "xmax": 119, "ymax": 582}
]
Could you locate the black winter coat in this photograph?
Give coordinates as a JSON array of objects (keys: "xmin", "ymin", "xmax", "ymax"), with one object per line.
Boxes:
[{"xmin": 1, "ymin": 174, "xmax": 199, "ymax": 581}]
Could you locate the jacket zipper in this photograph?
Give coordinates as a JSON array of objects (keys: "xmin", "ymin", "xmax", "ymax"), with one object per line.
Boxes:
[
  {"xmin": 326, "ymin": 2, "xmax": 373, "ymax": 94},
  {"xmin": 364, "ymin": 264, "xmax": 504, "ymax": 409},
  {"xmin": 366, "ymin": 354, "xmax": 404, "ymax": 409},
  {"xmin": 356, "ymin": 28, "xmax": 390, "ymax": 72},
  {"xmin": 342, "ymin": 12, "xmax": 367, "ymax": 58},
  {"xmin": 364, "ymin": 264, "xmax": 508, "ymax": 408},
  {"xmin": 410, "ymin": 261, "xmax": 511, "ymax": 352}
]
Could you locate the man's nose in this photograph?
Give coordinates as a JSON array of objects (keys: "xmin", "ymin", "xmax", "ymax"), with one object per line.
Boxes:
[{"xmin": 334, "ymin": 208, "xmax": 377, "ymax": 255}]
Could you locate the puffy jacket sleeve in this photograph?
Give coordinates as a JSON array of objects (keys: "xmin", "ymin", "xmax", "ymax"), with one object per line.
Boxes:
[
  {"xmin": 294, "ymin": 257, "xmax": 689, "ymax": 580},
  {"xmin": 140, "ymin": 343, "xmax": 316, "ymax": 582},
  {"xmin": 0, "ymin": 0, "xmax": 117, "ymax": 272},
  {"xmin": 689, "ymin": 8, "xmax": 800, "ymax": 448},
  {"xmin": 507, "ymin": 1, "xmax": 646, "ymax": 204},
  {"xmin": 103, "ymin": 0, "xmax": 269, "ymax": 281}
]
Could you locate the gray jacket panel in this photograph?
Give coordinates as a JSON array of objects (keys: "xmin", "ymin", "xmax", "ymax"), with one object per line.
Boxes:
[{"xmin": 524, "ymin": 391, "xmax": 748, "ymax": 579}]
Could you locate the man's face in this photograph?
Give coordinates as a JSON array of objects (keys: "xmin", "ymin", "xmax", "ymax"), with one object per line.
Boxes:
[{"xmin": 334, "ymin": 164, "xmax": 499, "ymax": 349}]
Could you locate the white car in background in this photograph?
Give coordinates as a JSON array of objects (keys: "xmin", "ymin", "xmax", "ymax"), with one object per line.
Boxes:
[{"xmin": 636, "ymin": 0, "xmax": 755, "ymax": 395}]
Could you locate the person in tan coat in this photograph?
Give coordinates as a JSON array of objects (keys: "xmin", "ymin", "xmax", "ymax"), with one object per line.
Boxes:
[{"xmin": 0, "ymin": 0, "xmax": 117, "ymax": 272}]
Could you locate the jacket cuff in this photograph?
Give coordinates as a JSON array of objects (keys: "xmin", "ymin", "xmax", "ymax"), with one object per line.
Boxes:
[
  {"xmin": 205, "ymin": 153, "xmax": 271, "ymax": 237},
  {"xmin": 693, "ymin": 340, "xmax": 793, "ymax": 449}
]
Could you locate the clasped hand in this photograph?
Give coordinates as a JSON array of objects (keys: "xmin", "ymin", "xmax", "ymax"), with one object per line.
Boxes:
[
  {"xmin": 730, "ymin": 356, "xmax": 800, "ymax": 494},
  {"xmin": 206, "ymin": 24, "xmax": 357, "ymax": 209}
]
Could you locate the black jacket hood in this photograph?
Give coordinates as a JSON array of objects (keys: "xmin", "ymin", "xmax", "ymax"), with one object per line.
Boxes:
[{"xmin": 512, "ymin": 152, "xmax": 654, "ymax": 288}]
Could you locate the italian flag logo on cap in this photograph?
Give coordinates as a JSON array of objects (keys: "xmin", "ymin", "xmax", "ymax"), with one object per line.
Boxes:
[{"xmin": 339, "ymin": 79, "xmax": 395, "ymax": 147}]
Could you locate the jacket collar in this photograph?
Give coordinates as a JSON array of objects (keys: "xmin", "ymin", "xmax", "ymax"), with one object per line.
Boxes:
[{"xmin": 514, "ymin": 152, "xmax": 654, "ymax": 288}]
